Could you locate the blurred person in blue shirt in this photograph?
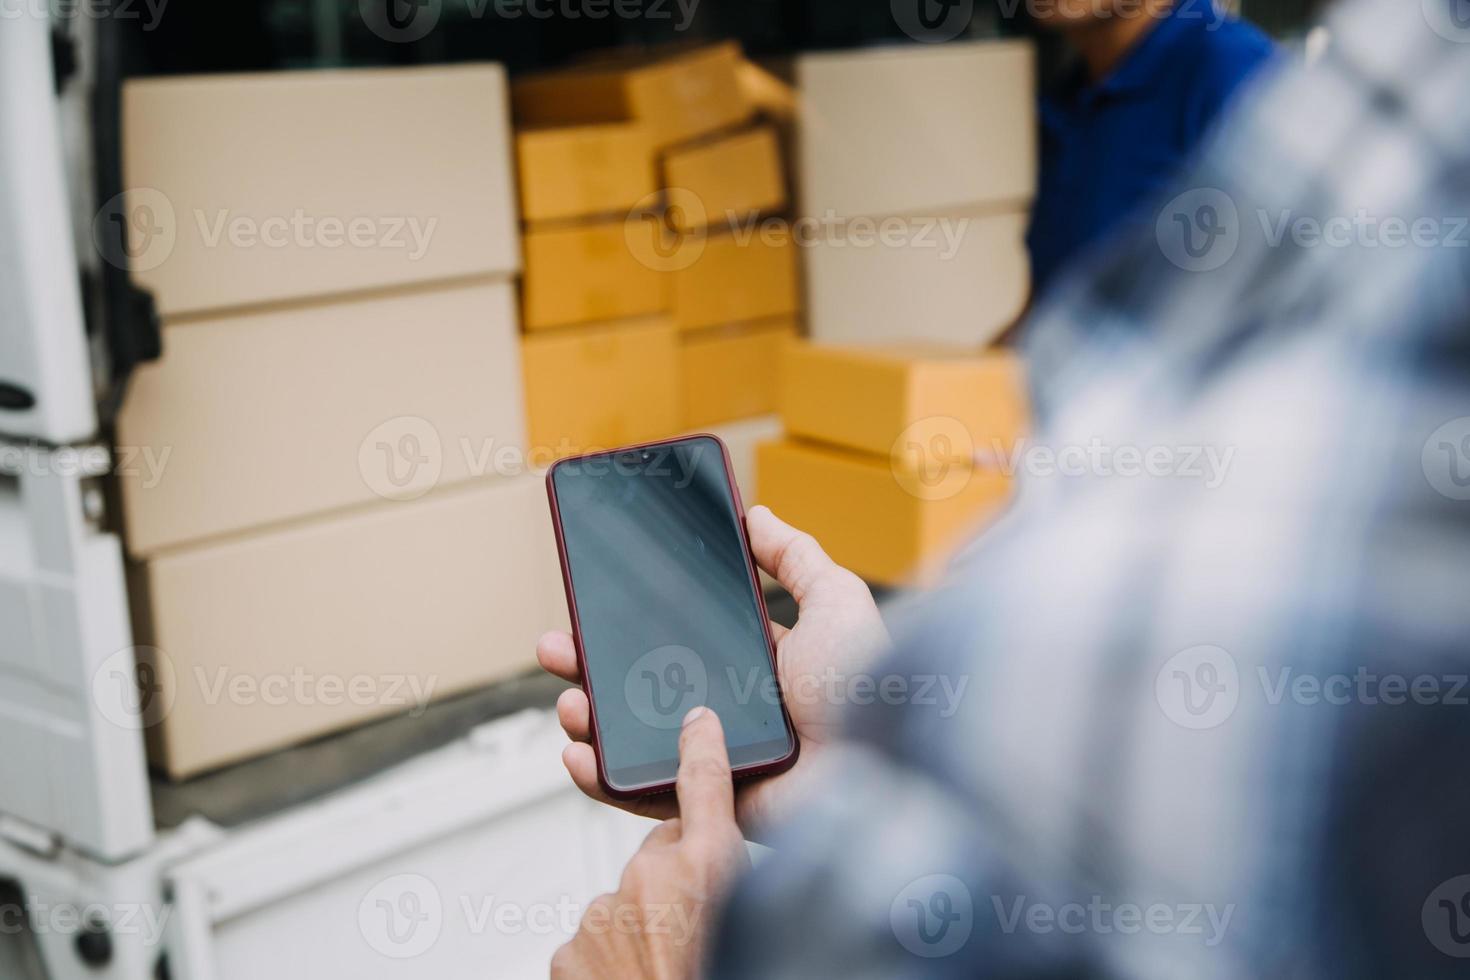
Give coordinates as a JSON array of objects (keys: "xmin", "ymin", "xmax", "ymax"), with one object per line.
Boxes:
[
  {"xmin": 538, "ymin": 1, "xmax": 1470, "ymax": 977},
  {"xmin": 1025, "ymin": 0, "xmax": 1275, "ymax": 301}
]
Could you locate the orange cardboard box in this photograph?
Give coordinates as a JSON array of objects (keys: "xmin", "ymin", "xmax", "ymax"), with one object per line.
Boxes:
[
  {"xmin": 516, "ymin": 122, "xmax": 656, "ymax": 223},
  {"xmin": 522, "ymin": 316, "xmax": 680, "ymax": 458},
  {"xmin": 756, "ymin": 439, "xmax": 1012, "ymax": 587},
  {"xmin": 662, "ymin": 126, "xmax": 785, "ymax": 232},
  {"xmin": 671, "ymin": 228, "xmax": 799, "ymax": 331},
  {"xmin": 781, "ymin": 342, "xmax": 1028, "ymax": 461},
  {"xmin": 512, "ymin": 43, "xmax": 752, "ymax": 150},
  {"xmin": 680, "ymin": 318, "xmax": 796, "ymax": 428},
  {"xmin": 522, "ymin": 221, "xmax": 666, "ymax": 329}
]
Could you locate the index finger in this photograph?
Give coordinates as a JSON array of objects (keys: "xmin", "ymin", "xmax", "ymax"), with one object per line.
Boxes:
[{"xmin": 675, "ymin": 707, "xmax": 736, "ymax": 841}]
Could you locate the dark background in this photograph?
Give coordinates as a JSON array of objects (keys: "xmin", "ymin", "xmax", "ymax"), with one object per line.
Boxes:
[{"xmin": 119, "ymin": 0, "xmax": 1331, "ymax": 78}]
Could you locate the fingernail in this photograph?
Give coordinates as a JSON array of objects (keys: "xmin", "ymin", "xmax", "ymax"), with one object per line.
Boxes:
[{"xmin": 683, "ymin": 706, "xmax": 709, "ymax": 726}]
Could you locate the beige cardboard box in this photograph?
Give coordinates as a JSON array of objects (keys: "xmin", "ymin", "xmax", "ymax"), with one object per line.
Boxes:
[
  {"xmin": 521, "ymin": 316, "xmax": 680, "ymax": 458},
  {"xmin": 671, "ymin": 228, "xmax": 800, "ymax": 331},
  {"xmin": 662, "ymin": 126, "xmax": 786, "ymax": 231},
  {"xmin": 797, "ymin": 40, "xmax": 1036, "ymax": 218},
  {"xmin": 803, "ymin": 209, "xmax": 1030, "ymax": 347},
  {"xmin": 131, "ymin": 476, "xmax": 569, "ymax": 779},
  {"xmin": 512, "ymin": 43, "xmax": 751, "ymax": 150},
  {"xmin": 782, "ymin": 342, "xmax": 1028, "ymax": 460},
  {"xmin": 756, "ymin": 439, "xmax": 1012, "ymax": 588},
  {"xmin": 680, "ymin": 318, "xmax": 796, "ymax": 428},
  {"xmin": 116, "ymin": 280, "xmax": 526, "ymax": 557},
  {"xmin": 516, "ymin": 122, "xmax": 657, "ymax": 224},
  {"xmin": 123, "ymin": 65, "xmax": 520, "ymax": 317},
  {"xmin": 522, "ymin": 221, "xmax": 666, "ymax": 329}
]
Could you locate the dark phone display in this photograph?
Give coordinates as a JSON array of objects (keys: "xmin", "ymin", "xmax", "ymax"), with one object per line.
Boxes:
[{"xmin": 552, "ymin": 437, "xmax": 794, "ymax": 792}]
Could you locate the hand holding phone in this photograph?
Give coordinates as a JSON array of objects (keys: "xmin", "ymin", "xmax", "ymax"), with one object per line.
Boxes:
[
  {"xmin": 539, "ymin": 497, "xmax": 890, "ymax": 832},
  {"xmin": 547, "ymin": 436, "xmax": 799, "ymax": 798}
]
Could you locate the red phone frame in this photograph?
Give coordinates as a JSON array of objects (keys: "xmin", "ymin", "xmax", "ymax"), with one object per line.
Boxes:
[{"xmin": 545, "ymin": 434, "xmax": 800, "ymax": 800}]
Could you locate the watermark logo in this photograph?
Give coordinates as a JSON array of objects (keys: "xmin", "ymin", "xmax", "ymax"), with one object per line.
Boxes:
[
  {"xmin": 1423, "ymin": 0, "xmax": 1470, "ymax": 43},
  {"xmin": 890, "ymin": 417, "xmax": 979, "ymax": 502},
  {"xmin": 1423, "ymin": 417, "xmax": 1470, "ymax": 501},
  {"xmin": 93, "ymin": 189, "xmax": 176, "ymax": 273},
  {"xmin": 891, "ymin": 0, "xmax": 973, "ymax": 42},
  {"xmin": 625, "ymin": 189, "xmax": 708, "ymax": 273},
  {"xmin": 891, "ymin": 875, "xmax": 974, "ymax": 958},
  {"xmin": 359, "ymin": 873, "xmax": 444, "ymax": 959},
  {"xmin": 625, "ymin": 645, "xmax": 708, "ymax": 729},
  {"xmin": 1155, "ymin": 645, "xmax": 1240, "ymax": 730},
  {"xmin": 359, "ymin": 416, "xmax": 444, "ymax": 502},
  {"xmin": 1423, "ymin": 875, "xmax": 1470, "ymax": 958},
  {"xmin": 1157, "ymin": 188, "xmax": 1239, "ymax": 272},
  {"xmin": 361, "ymin": 0, "xmax": 443, "ymax": 42},
  {"xmin": 92, "ymin": 646, "xmax": 176, "ymax": 730}
]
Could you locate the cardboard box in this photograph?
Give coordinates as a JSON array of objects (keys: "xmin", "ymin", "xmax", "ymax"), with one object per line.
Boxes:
[
  {"xmin": 680, "ymin": 318, "xmax": 796, "ymax": 428},
  {"xmin": 797, "ymin": 40, "xmax": 1035, "ymax": 218},
  {"xmin": 672, "ymin": 228, "xmax": 800, "ymax": 331},
  {"xmin": 123, "ymin": 65, "xmax": 520, "ymax": 317},
  {"xmin": 131, "ymin": 476, "xmax": 568, "ymax": 779},
  {"xmin": 522, "ymin": 316, "xmax": 679, "ymax": 458},
  {"xmin": 662, "ymin": 126, "xmax": 785, "ymax": 231},
  {"xmin": 738, "ymin": 61, "xmax": 796, "ymax": 125},
  {"xmin": 516, "ymin": 123, "xmax": 656, "ymax": 224},
  {"xmin": 116, "ymin": 280, "xmax": 526, "ymax": 557},
  {"xmin": 756, "ymin": 439, "xmax": 1012, "ymax": 587},
  {"xmin": 804, "ymin": 209, "xmax": 1030, "ymax": 347},
  {"xmin": 512, "ymin": 43, "xmax": 752, "ymax": 150},
  {"xmin": 522, "ymin": 221, "xmax": 666, "ymax": 329},
  {"xmin": 782, "ymin": 342, "xmax": 1028, "ymax": 460}
]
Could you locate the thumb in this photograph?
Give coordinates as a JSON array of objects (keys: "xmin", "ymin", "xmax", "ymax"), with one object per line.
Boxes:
[{"xmin": 746, "ymin": 505, "xmax": 853, "ymax": 605}]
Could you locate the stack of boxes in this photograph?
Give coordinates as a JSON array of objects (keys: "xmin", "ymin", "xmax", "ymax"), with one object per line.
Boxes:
[
  {"xmin": 511, "ymin": 43, "xmax": 801, "ymax": 499},
  {"xmin": 795, "ymin": 40, "xmax": 1036, "ymax": 346},
  {"xmin": 759, "ymin": 40, "xmax": 1038, "ymax": 586},
  {"xmin": 116, "ymin": 66, "xmax": 567, "ymax": 778},
  {"xmin": 758, "ymin": 344, "xmax": 1029, "ymax": 587}
]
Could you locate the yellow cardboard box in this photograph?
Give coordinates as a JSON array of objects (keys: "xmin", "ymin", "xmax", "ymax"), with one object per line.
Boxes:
[
  {"xmin": 662, "ymin": 126, "xmax": 786, "ymax": 231},
  {"xmin": 517, "ymin": 122, "xmax": 656, "ymax": 223},
  {"xmin": 672, "ymin": 228, "xmax": 799, "ymax": 331},
  {"xmin": 522, "ymin": 316, "xmax": 680, "ymax": 458},
  {"xmin": 512, "ymin": 43, "xmax": 752, "ymax": 150},
  {"xmin": 123, "ymin": 65, "xmax": 520, "ymax": 317},
  {"xmin": 522, "ymin": 221, "xmax": 666, "ymax": 330},
  {"xmin": 781, "ymin": 342, "xmax": 1027, "ymax": 461},
  {"xmin": 131, "ymin": 475, "xmax": 569, "ymax": 779},
  {"xmin": 756, "ymin": 439, "xmax": 1012, "ymax": 587},
  {"xmin": 680, "ymin": 318, "xmax": 796, "ymax": 428}
]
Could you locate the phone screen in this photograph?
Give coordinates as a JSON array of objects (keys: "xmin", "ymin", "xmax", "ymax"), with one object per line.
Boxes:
[{"xmin": 550, "ymin": 436, "xmax": 795, "ymax": 793}]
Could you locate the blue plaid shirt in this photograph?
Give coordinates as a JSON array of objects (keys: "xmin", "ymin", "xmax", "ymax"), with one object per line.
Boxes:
[{"xmin": 712, "ymin": 1, "xmax": 1470, "ymax": 976}]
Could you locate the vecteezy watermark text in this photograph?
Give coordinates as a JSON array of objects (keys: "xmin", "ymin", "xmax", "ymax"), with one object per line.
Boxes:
[
  {"xmin": 1156, "ymin": 645, "xmax": 1470, "ymax": 730},
  {"xmin": 359, "ymin": 0, "xmax": 699, "ymax": 44},
  {"xmin": 356, "ymin": 874, "xmax": 703, "ymax": 959},
  {"xmin": 0, "ymin": 0, "xmax": 168, "ymax": 30}
]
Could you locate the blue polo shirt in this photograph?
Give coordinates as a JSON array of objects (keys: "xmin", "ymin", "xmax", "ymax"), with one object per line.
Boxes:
[{"xmin": 1026, "ymin": 0, "xmax": 1275, "ymax": 299}]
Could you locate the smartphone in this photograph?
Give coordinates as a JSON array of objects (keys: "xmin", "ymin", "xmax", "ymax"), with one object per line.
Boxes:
[{"xmin": 546, "ymin": 435, "xmax": 799, "ymax": 799}]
